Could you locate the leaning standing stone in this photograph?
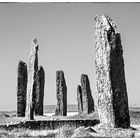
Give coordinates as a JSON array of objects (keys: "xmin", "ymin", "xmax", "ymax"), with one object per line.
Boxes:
[
  {"xmin": 95, "ymin": 14, "xmax": 130, "ymax": 128},
  {"xmin": 35, "ymin": 65, "xmax": 45, "ymax": 116},
  {"xmin": 17, "ymin": 60, "xmax": 27, "ymax": 117},
  {"xmin": 25, "ymin": 38, "xmax": 39, "ymax": 120},
  {"xmin": 55, "ymin": 70, "xmax": 67, "ymax": 116}
]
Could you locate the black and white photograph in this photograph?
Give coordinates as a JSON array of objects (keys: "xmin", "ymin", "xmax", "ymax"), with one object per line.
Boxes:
[{"xmin": 0, "ymin": 1, "xmax": 139, "ymax": 138}]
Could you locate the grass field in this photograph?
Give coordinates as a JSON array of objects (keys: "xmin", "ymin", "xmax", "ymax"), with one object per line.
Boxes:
[{"xmin": 0, "ymin": 104, "xmax": 139, "ymax": 138}]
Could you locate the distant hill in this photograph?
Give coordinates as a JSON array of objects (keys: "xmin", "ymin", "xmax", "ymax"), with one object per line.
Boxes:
[
  {"xmin": 43, "ymin": 105, "xmax": 140, "ymax": 113},
  {"xmin": 44, "ymin": 104, "xmax": 78, "ymax": 113},
  {"xmin": 0, "ymin": 105, "xmax": 140, "ymax": 116},
  {"xmin": 0, "ymin": 104, "xmax": 79, "ymax": 116}
]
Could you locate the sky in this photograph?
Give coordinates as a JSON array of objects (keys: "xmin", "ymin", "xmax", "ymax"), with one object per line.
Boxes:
[{"xmin": 0, "ymin": 2, "xmax": 140, "ymax": 111}]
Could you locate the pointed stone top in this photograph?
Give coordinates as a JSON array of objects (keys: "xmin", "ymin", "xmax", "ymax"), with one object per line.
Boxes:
[
  {"xmin": 81, "ymin": 74, "xmax": 90, "ymax": 85},
  {"xmin": 30, "ymin": 38, "xmax": 39, "ymax": 53},
  {"xmin": 33, "ymin": 38, "xmax": 38, "ymax": 45},
  {"xmin": 96, "ymin": 14, "xmax": 112, "ymax": 19},
  {"xmin": 81, "ymin": 73, "xmax": 88, "ymax": 77},
  {"xmin": 95, "ymin": 14, "xmax": 118, "ymax": 33},
  {"xmin": 77, "ymin": 85, "xmax": 82, "ymax": 90},
  {"xmin": 18, "ymin": 60, "xmax": 26, "ymax": 66},
  {"xmin": 38, "ymin": 65, "xmax": 43, "ymax": 69},
  {"xmin": 38, "ymin": 65, "xmax": 45, "ymax": 72},
  {"xmin": 77, "ymin": 85, "xmax": 82, "ymax": 94},
  {"xmin": 95, "ymin": 14, "xmax": 112, "ymax": 23},
  {"xmin": 38, "ymin": 65, "xmax": 45, "ymax": 77}
]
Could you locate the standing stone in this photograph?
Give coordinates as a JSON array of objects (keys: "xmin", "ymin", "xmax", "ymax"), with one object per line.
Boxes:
[
  {"xmin": 17, "ymin": 60, "xmax": 27, "ymax": 117},
  {"xmin": 25, "ymin": 38, "xmax": 39, "ymax": 120},
  {"xmin": 77, "ymin": 85, "xmax": 83, "ymax": 114},
  {"xmin": 55, "ymin": 70, "xmax": 67, "ymax": 116},
  {"xmin": 35, "ymin": 65, "xmax": 45, "ymax": 116},
  {"xmin": 95, "ymin": 14, "xmax": 130, "ymax": 128},
  {"xmin": 81, "ymin": 74, "xmax": 94, "ymax": 114}
]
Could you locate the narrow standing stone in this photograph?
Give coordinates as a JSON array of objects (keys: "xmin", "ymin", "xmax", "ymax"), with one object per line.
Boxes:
[
  {"xmin": 25, "ymin": 38, "xmax": 39, "ymax": 120},
  {"xmin": 95, "ymin": 14, "xmax": 130, "ymax": 128},
  {"xmin": 35, "ymin": 65, "xmax": 45, "ymax": 116},
  {"xmin": 55, "ymin": 70, "xmax": 67, "ymax": 116},
  {"xmin": 81, "ymin": 74, "xmax": 94, "ymax": 114},
  {"xmin": 77, "ymin": 85, "xmax": 83, "ymax": 114},
  {"xmin": 17, "ymin": 60, "xmax": 27, "ymax": 117}
]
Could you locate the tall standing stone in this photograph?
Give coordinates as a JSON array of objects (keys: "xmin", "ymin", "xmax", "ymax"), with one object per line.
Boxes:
[
  {"xmin": 17, "ymin": 60, "xmax": 27, "ymax": 117},
  {"xmin": 35, "ymin": 65, "xmax": 45, "ymax": 116},
  {"xmin": 81, "ymin": 74, "xmax": 94, "ymax": 114},
  {"xmin": 25, "ymin": 38, "xmax": 39, "ymax": 120},
  {"xmin": 77, "ymin": 85, "xmax": 83, "ymax": 114},
  {"xmin": 55, "ymin": 70, "xmax": 67, "ymax": 116},
  {"xmin": 95, "ymin": 14, "xmax": 130, "ymax": 128}
]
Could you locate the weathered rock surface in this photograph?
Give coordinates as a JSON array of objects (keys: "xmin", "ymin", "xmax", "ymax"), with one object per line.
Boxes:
[
  {"xmin": 35, "ymin": 65, "xmax": 45, "ymax": 116},
  {"xmin": 77, "ymin": 85, "xmax": 83, "ymax": 114},
  {"xmin": 17, "ymin": 60, "xmax": 27, "ymax": 117},
  {"xmin": 81, "ymin": 74, "xmax": 94, "ymax": 114},
  {"xmin": 25, "ymin": 38, "xmax": 39, "ymax": 120},
  {"xmin": 95, "ymin": 14, "xmax": 130, "ymax": 128},
  {"xmin": 77, "ymin": 74, "xmax": 94, "ymax": 114},
  {"xmin": 55, "ymin": 70, "xmax": 67, "ymax": 116}
]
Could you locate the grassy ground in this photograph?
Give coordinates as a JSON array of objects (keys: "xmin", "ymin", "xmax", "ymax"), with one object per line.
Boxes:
[
  {"xmin": 0, "ymin": 124, "xmax": 137, "ymax": 138},
  {"xmin": 0, "ymin": 105, "xmax": 140, "ymax": 138}
]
